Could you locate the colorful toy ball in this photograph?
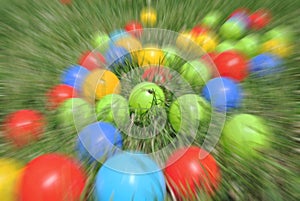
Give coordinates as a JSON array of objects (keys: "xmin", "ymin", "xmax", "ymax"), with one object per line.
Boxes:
[
  {"xmin": 261, "ymin": 39, "xmax": 292, "ymax": 58},
  {"xmin": 190, "ymin": 25, "xmax": 209, "ymax": 37},
  {"xmin": 165, "ymin": 146, "xmax": 221, "ymax": 200},
  {"xmin": 124, "ymin": 21, "xmax": 143, "ymax": 37},
  {"xmin": 234, "ymin": 34, "xmax": 260, "ymax": 58},
  {"xmin": 201, "ymin": 11, "xmax": 222, "ymax": 28},
  {"xmin": 195, "ymin": 32, "xmax": 218, "ymax": 53},
  {"xmin": 61, "ymin": 65, "xmax": 90, "ymax": 92},
  {"xmin": 219, "ymin": 20, "xmax": 246, "ymax": 40},
  {"xmin": 180, "ymin": 60, "xmax": 211, "ymax": 88},
  {"xmin": 95, "ymin": 152, "xmax": 166, "ymax": 201},
  {"xmin": 46, "ymin": 84, "xmax": 77, "ymax": 109},
  {"xmin": 221, "ymin": 114, "xmax": 271, "ymax": 159},
  {"xmin": 142, "ymin": 66, "xmax": 172, "ymax": 85},
  {"xmin": 136, "ymin": 47, "xmax": 165, "ymax": 67},
  {"xmin": 76, "ymin": 122, "xmax": 123, "ymax": 163},
  {"xmin": 78, "ymin": 51, "xmax": 106, "ymax": 71},
  {"xmin": 114, "ymin": 36, "xmax": 142, "ymax": 57},
  {"xmin": 56, "ymin": 98, "xmax": 94, "ymax": 130},
  {"xmin": 202, "ymin": 77, "xmax": 243, "ymax": 112},
  {"xmin": 162, "ymin": 46, "xmax": 179, "ymax": 68},
  {"xmin": 105, "ymin": 45, "xmax": 131, "ymax": 68},
  {"xmin": 263, "ymin": 26, "xmax": 294, "ymax": 44},
  {"xmin": 168, "ymin": 94, "xmax": 211, "ymax": 133},
  {"xmin": 95, "ymin": 94, "xmax": 130, "ymax": 128},
  {"xmin": 3, "ymin": 110, "xmax": 45, "ymax": 147},
  {"xmin": 215, "ymin": 40, "xmax": 236, "ymax": 53},
  {"xmin": 0, "ymin": 158, "xmax": 23, "ymax": 201},
  {"xmin": 229, "ymin": 8, "xmax": 250, "ymax": 18},
  {"xmin": 140, "ymin": 7, "xmax": 157, "ymax": 26},
  {"xmin": 91, "ymin": 32, "xmax": 110, "ymax": 49},
  {"xmin": 249, "ymin": 53, "xmax": 283, "ymax": 76},
  {"xmin": 109, "ymin": 29, "xmax": 129, "ymax": 42},
  {"xmin": 82, "ymin": 69, "xmax": 120, "ymax": 102},
  {"xmin": 213, "ymin": 50, "xmax": 248, "ymax": 82},
  {"xmin": 18, "ymin": 153, "xmax": 86, "ymax": 201},
  {"xmin": 129, "ymin": 82, "xmax": 165, "ymax": 115},
  {"xmin": 249, "ymin": 9, "xmax": 271, "ymax": 30}
]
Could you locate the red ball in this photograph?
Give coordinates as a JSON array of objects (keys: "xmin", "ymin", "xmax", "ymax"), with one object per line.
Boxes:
[
  {"xmin": 19, "ymin": 154, "xmax": 87, "ymax": 201},
  {"xmin": 124, "ymin": 21, "xmax": 143, "ymax": 37},
  {"xmin": 190, "ymin": 25, "xmax": 209, "ymax": 37},
  {"xmin": 78, "ymin": 51, "xmax": 106, "ymax": 71},
  {"xmin": 46, "ymin": 84, "xmax": 77, "ymax": 109},
  {"xmin": 165, "ymin": 146, "xmax": 221, "ymax": 200},
  {"xmin": 3, "ymin": 110, "xmax": 45, "ymax": 147},
  {"xmin": 142, "ymin": 66, "xmax": 172, "ymax": 84},
  {"xmin": 213, "ymin": 50, "xmax": 248, "ymax": 81},
  {"xmin": 249, "ymin": 9, "xmax": 271, "ymax": 30},
  {"xmin": 60, "ymin": 0, "xmax": 72, "ymax": 4}
]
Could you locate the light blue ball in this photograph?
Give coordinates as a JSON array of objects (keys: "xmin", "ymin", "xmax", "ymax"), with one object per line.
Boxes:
[
  {"xmin": 202, "ymin": 77, "xmax": 243, "ymax": 112},
  {"xmin": 109, "ymin": 29, "xmax": 129, "ymax": 41},
  {"xmin": 76, "ymin": 122, "xmax": 123, "ymax": 163},
  {"xmin": 249, "ymin": 53, "xmax": 283, "ymax": 76},
  {"xmin": 105, "ymin": 45, "xmax": 131, "ymax": 71},
  {"xmin": 61, "ymin": 65, "xmax": 90, "ymax": 92},
  {"xmin": 95, "ymin": 152, "xmax": 166, "ymax": 201}
]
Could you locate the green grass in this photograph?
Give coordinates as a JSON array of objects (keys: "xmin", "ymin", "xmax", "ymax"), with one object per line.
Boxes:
[{"xmin": 1, "ymin": 0, "xmax": 299, "ymax": 200}]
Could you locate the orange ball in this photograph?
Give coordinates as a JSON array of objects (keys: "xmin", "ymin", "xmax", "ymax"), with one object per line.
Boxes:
[
  {"xmin": 82, "ymin": 69, "xmax": 120, "ymax": 102},
  {"xmin": 136, "ymin": 47, "xmax": 165, "ymax": 67}
]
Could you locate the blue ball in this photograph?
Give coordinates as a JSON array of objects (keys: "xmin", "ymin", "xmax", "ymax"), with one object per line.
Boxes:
[
  {"xmin": 76, "ymin": 122, "xmax": 123, "ymax": 163},
  {"xmin": 202, "ymin": 77, "xmax": 243, "ymax": 112},
  {"xmin": 249, "ymin": 53, "xmax": 283, "ymax": 76},
  {"xmin": 109, "ymin": 29, "xmax": 129, "ymax": 41},
  {"xmin": 95, "ymin": 152, "xmax": 166, "ymax": 201},
  {"xmin": 61, "ymin": 65, "xmax": 90, "ymax": 91},
  {"xmin": 105, "ymin": 45, "xmax": 131, "ymax": 68}
]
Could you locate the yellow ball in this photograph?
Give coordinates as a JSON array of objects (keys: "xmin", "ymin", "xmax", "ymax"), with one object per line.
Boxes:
[
  {"xmin": 195, "ymin": 33, "xmax": 218, "ymax": 53},
  {"xmin": 140, "ymin": 8, "xmax": 157, "ymax": 26},
  {"xmin": 0, "ymin": 158, "xmax": 23, "ymax": 201},
  {"xmin": 176, "ymin": 31, "xmax": 201, "ymax": 55},
  {"xmin": 82, "ymin": 69, "xmax": 120, "ymax": 102},
  {"xmin": 135, "ymin": 47, "xmax": 165, "ymax": 67},
  {"xmin": 114, "ymin": 36, "xmax": 142, "ymax": 57},
  {"xmin": 261, "ymin": 39, "xmax": 292, "ymax": 58}
]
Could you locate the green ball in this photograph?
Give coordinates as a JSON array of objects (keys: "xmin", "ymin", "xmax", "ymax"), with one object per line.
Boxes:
[
  {"xmin": 221, "ymin": 114, "xmax": 271, "ymax": 159},
  {"xmin": 96, "ymin": 94, "xmax": 130, "ymax": 128},
  {"xmin": 202, "ymin": 11, "xmax": 222, "ymax": 28},
  {"xmin": 91, "ymin": 32, "xmax": 110, "ymax": 49},
  {"xmin": 162, "ymin": 46, "xmax": 179, "ymax": 68},
  {"xmin": 235, "ymin": 34, "xmax": 260, "ymax": 58},
  {"xmin": 180, "ymin": 60, "xmax": 211, "ymax": 88},
  {"xmin": 168, "ymin": 94, "xmax": 211, "ymax": 133},
  {"xmin": 263, "ymin": 26, "xmax": 294, "ymax": 44},
  {"xmin": 57, "ymin": 98, "xmax": 94, "ymax": 130},
  {"xmin": 215, "ymin": 40, "xmax": 236, "ymax": 53},
  {"xmin": 129, "ymin": 82, "xmax": 165, "ymax": 115},
  {"xmin": 219, "ymin": 21, "xmax": 245, "ymax": 40}
]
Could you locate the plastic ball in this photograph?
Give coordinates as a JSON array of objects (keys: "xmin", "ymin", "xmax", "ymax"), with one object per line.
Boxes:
[
  {"xmin": 222, "ymin": 114, "xmax": 271, "ymax": 159},
  {"xmin": 176, "ymin": 31, "xmax": 199, "ymax": 54},
  {"xmin": 76, "ymin": 122, "xmax": 123, "ymax": 163},
  {"xmin": 190, "ymin": 25, "xmax": 209, "ymax": 37},
  {"xmin": 0, "ymin": 158, "xmax": 23, "ymax": 201},
  {"xmin": 78, "ymin": 51, "xmax": 106, "ymax": 71},
  {"xmin": 3, "ymin": 110, "xmax": 45, "ymax": 147},
  {"xmin": 82, "ymin": 69, "xmax": 120, "ymax": 102},
  {"xmin": 261, "ymin": 39, "xmax": 292, "ymax": 58},
  {"xmin": 165, "ymin": 146, "xmax": 221, "ymax": 200},
  {"xmin": 249, "ymin": 9, "xmax": 271, "ymax": 30},
  {"xmin": 180, "ymin": 60, "xmax": 211, "ymax": 88},
  {"xmin": 46, "ymin": 84, "xmax": 77, "ymax": 110},
  {"xmin": 56, "ymin": 98, "xmax": 94, "ymax": 130},
  {"xmin": 219, "ymin": 20, "xmax": 246, "ymax": 40},
  {"xmin": 215, "ymin": 40, "xmax": 236, "ymax": 53},
  {"xmin": 168, "ymin": 94, "xmax": 211, "ymax": 133},
  {"xmin": 136, "ymin": 47, "xmax": 165, "ymax": 67},
  {"xmin": 263, "ymin": 26, "xmax": 294, "ymax": 44},
  {"xmin": 19, "ymin": 153, "xmax": 86, "ymax": 201},
  {"xmin": 124, "ymin": 21, "xmax": 143, "ymax": 37},
  {"xmin": 162, "ymin": 46, "xmax": 179, "ymax": 68},
  {"xmin": 228, "ymin": 12, "xmax": 250, "ymax": 28},
  {"xmin": 95, "ymin": 94, "xmax": 130, "ymax": 127},
  {"xmin": 195, "ymin": 32, "xmax": 218, "ymax": 52},
  {"xmin": 213, "ymin": 50, "xmax": 248, "ymax": 82},
  {"xmin": 202, "ymin": 11, "xmax": 222, "ymax": 28},
  {"xmin": 95, "ymin": 152, "xmax": 166, "ymax": 201},
  {"xmin": 61, "ymin": 65, "xmax": 90, "ymax": 92},
  {"xmin": 229, "ymin": 8, "xmax": 250, "ymax": 19},
  {"xmin": 140, "ymin": 7, "xmax": 157, "ymax": 26},
  {"xmin": 234, "ymin": 34, "xmax": 260, "ymax": 58},
  {"xmin": 60, "ymin": 0, "xmax": 72, "ymax": 5},
  {"xmin": 114, "ymin": 36, "xmax": 142, "ymax": 57},
  {"xmin": 129, "ymin": 82, "xmax": 165, "ymax": 115},
  {"xmin": 142, "ymin": 66, "xmax": 172, "ymax": 85},
  {"xmin": 202, "ymin": 77, "xmax": 243, "ymax": 112},
  {"xmin": 105, "ymin": 45, "xmax": 131, "ymax": 68},
  {"xmin": 249, "ymin": 53, "xmax": 283, "ymax": 76},
  {"xmin": 91, "ymin": 32, "xmax": 110, "ymax": 49}
]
